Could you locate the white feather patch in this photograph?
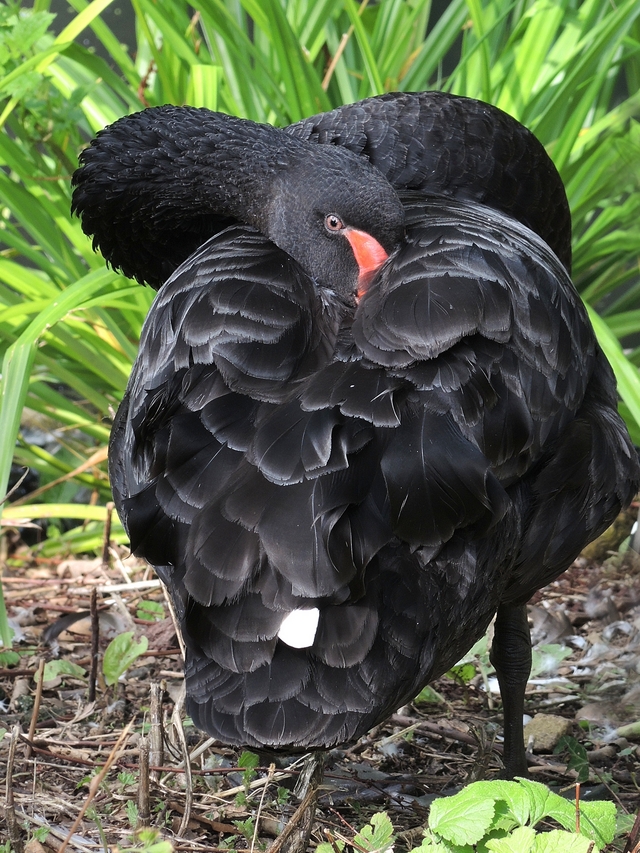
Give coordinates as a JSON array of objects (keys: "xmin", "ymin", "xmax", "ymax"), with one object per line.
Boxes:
[{"xmin": 277, "ymin": 608, "xmax": 320, "ymax": 648}]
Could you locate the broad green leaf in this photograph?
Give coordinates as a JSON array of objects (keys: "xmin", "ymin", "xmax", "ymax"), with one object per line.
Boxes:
[
  {"xmin": 532, "ymin": 830, "xmax": 600, "ymax": 853},
  {"xmin": 546, "ymin": 795, "xmax": 617, "ymax": 848},
  {"xmin": 512, "ymin": 778, "xmax": 566, "ymax": 827},
  {"xmin": 41, "ymin": 660, "xmax": 87, "ymax": 682},
  {"xmin": 578, "ymin": 801, "xmax": 616, "ymax": 847},
  {"xmin": 428, "ymin": 787, "xmax": 496, "ymax": 846},
  {"xmin": 462, "ymin": 780, "xmax": 531, "ymax": 827},
  {"xmin": 485, "ymin": 825, "xmax": 536, "ymax": 853},
  {"xmin": 103, "ymin": 632, "xmax": 148, "ymax": 685}
]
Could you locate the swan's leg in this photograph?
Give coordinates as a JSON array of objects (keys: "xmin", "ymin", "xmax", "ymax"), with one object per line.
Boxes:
[{"xmin": 489, "ymin": 602, "xmax": 531, "ymax": 778}]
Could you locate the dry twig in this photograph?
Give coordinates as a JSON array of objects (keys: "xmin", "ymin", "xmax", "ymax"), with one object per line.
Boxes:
[
  {"xmin": 171, "ymin": 683, "xmax": 192, "ymax": 837},
  {"xmin": 26, "ymin": 659, "xmax": 45, "ymax": 760},
  {"xmin": 137, "ymin": 735, "xmax": 150, "ymax": 828}
]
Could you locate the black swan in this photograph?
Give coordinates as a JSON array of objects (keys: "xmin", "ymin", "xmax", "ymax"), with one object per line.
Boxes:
[{"xmin": 72, "ymin": 91, "xmax": 639, "ymax": 779}]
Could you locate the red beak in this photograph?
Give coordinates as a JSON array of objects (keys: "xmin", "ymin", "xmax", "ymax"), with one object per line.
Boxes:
[{"xmin": 345, "ymin": 228, "xmax": 389, "ymax": 300}]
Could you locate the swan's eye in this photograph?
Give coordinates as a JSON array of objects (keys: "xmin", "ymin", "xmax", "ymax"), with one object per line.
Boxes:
[{"xmin": 325, "ymin": 213, "xmax": 345, "ymax": 232}]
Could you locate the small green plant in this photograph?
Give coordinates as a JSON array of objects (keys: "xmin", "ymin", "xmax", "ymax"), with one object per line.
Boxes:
[
  {"xmin": 276, "ymin": 786, "xmax": 290, "ymax": 805},
  {"xmin": 31, "ymin": 827, "xmax": 49, "ymax": 843},
  {"xmin": 319, "ymin": 782, "xmax": 619, "ymax": 853},
  {"xmin": 0, "ymin": 650, "xmax": 19, "ymax": 667},
  {"xmin": 412, "ymin": 778, "xmax": 616, "ymax": 852},
  {"xmin": 449, "ymin": 636, "xmax": 493, "ymax": 683},
  {"xmin": 318, "ymin": 812, "xmax": 395, "ymax": 853},
  {"xmin": 236, "ymin": 749, "xmax": 259, "ymax": 802},
  {"xmin": 233, "ymin": 817, "xmax": 256, "ymax": 843},
  {"xmin": 125, "ymin": 800, "xmax": 139, "ymax": 828},
  {"xmin": 356, "ymin": 813, "xmax": 395, "ymax": 853},
  {"xmin": 118, "ymin": 771, "xmax": 136, "ymax": 788},
  {"xmin": 102, "ymin": 632, "xmax": 148, "ymax": 686}
]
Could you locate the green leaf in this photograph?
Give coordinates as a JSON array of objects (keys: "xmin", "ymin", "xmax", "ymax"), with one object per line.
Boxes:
[
  {"xmin": 6, "ymin": 10, "xmax": 55, "ymax": 54},
  {"xmin": 428, "ymin": 787, "xmax": 497, "ymax": 846},
  {"xmin": 55, "ymin": 0, "xmax": 116, "ymax": 46},
  {"xmin": 448, "ymin": 662, "xmax": 477, "ymax": 684},
  {"xmin": 125, "ymin": 799, "xmax": 139, "ymax": 827},
  {"xmin": 353, "ymin": 812, "xmax": 395, "ymax": 853},
  {"xmin": 485, "ymin": 825, "xmax": 536, "ymax": 853},
  {"xmin": 2, "ymin": 504, "xmax": 120, "ymax": 523},
  {"xmin": 0, "ymin": 268, "xmax": 118, "ymax": 537},
  {"xmin": 450, "ymin": 780, "xmax": 525, "ymax": 828},
  {"xmin": 238, "ymin": 750, "xmax": 259, "ymax": 771},
  {"xmin": 0, "ymin": 650, "xmax": 20, "ymax": 667},
  {"xmin": 546, "ymin": 794, "xmax": 617, "ymax": 848},
  {"xmin": 578, "ymin": 801, "xmax": 616, "ymax": 846},
  {"xmin": 553, "ymin": 736, "xmax": 590, "ymax": 783},
  {"xmin": 532, "ymin": 830, "xmax": 599, "ymax": 853},
  {"xmin": 512, "ymin": 778, "xmax": 567, "ymax": 827},
  {"xmin": 102, "ymin": 632, "xmax": 148, "ymax": 686},
  {"xmin": 40, "ymin": 660, "xmax": 87, "ymax": 682},
  {"xmin": 2, "ymin": 69, "xmax": 41, "ymax": 99}
]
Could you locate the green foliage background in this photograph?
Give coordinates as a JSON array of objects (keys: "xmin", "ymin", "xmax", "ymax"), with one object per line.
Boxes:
[{"xmin": 0, "ymin": 0, "xmax": 639, "ymax": 641}]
